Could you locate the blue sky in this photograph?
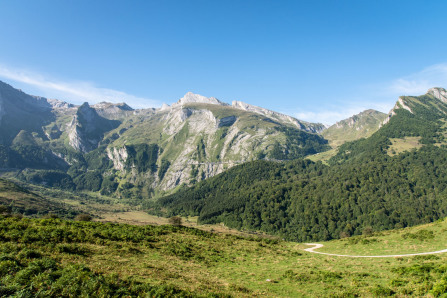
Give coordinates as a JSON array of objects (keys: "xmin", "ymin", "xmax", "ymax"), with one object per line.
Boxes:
[{"xmin": 1, "ymin": 0, "xmax": 447, "ymax": 125}]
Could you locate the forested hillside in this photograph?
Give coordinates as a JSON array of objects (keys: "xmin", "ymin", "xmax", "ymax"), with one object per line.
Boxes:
[{"xmin": 155, "ymin": 90, "xmax": 447, "ymax": 241}]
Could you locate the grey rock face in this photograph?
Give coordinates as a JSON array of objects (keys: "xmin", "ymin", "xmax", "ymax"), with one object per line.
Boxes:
[
  {"xmin": 427, "ymin": 87, "xmax": 447, "ymax": 103},
  {"xmin": 68, "ymin": 102, "xmax": 120, "ymax": 152},
  {"xmin": 47, "ymin": 98, "xmax": 74, "ymax": 110},
  {"xmin": 92, "ymin": 102, "xmax": 134, "ymax": 120},
  {"xmin": 172, "ymin": 92, "xmax": 227, "ymax": 107},
  {"xmin": 216, "ymin": 116, "xmax": 237, "ymax": 128},
  {"xmin": 106, "ymin": 147, "xmax": 129, "ymax": 171}
]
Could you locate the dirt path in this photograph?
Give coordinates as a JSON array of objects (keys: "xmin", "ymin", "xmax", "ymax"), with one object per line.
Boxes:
[{"xmin": 303, "ymin": 243, "xmax": 447, "ymax": 258}]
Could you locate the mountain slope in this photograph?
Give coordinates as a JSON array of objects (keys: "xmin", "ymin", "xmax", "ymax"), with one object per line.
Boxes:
[
  {"xmin": 0, "ymin": 81, "xmax": 328, "ymax": 198},
  {"xmin": 104, "ymin": 99, "xmax": 329, "ymax": 191},
  {"xmin": 322, "ymin": 109, "xmax": 387, "ymax": 147},
  {"xmin": 155, "ymin": 88, "xmax": 447, "ymax": 241},
  {"xmin": 0, "ymin": 178, "xmax": 76, "ymax": 217},
  {"xmin": 331, "ymin": 88, "xmax": 447, "ymax": 164},
  {"xmin": 67, "ymin": 102, "xmax": 120, "ymax": 152},
  {"xmin": 0, "ymin": 81, "xmax": 54, "ymax": 145}
]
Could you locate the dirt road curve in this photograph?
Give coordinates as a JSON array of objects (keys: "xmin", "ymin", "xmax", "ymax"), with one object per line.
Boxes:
[{"xmin": 303, "ymin": 243, "xmax": 447, "ymax": 258}]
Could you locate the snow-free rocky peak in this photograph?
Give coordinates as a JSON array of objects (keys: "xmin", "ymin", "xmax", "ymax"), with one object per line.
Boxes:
[
  {"xmin": 68, "ymin": 102, "xmax": 120, "ymax": 152},
  {"xmin": 46, "ymin": 98, "xmax": 75, "ymax": 110},
  {"xmin": 172, "ymin": 92, "xmax": 226, "ymax": 107},
  {"xmin": 93, "ymin": 102, "xmax": 133, "ymax": 111},
  {"xmin": 427, "ymin": 87, "xmax": 447, "ymax": 103},
  {"xmin": 159, "ymin": 103, "xmax": 170, "ymax": 111}
]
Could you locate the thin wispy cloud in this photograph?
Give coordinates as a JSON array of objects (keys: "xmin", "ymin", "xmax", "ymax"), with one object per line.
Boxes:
[
  {"xmin": 0, "ymin": 65, "xmax": 161, "ymax": 109},
  {"xmin": 389, "ymin": 63, "xmax": 447, "ymax": 95}
]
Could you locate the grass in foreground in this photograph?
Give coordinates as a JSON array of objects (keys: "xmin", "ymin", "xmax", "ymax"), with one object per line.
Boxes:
[{"xmin": 0, "ymin": 215, "xmax": 446, "ymax": 297}]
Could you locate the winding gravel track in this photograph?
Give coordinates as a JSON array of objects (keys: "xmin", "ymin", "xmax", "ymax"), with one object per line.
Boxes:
[{"xmin": 303, "ymin": 243, "xmax": 447, "ymax": 258}]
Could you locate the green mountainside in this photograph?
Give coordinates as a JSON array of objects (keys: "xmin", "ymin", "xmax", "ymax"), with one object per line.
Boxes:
[
  {"xmin": 308, "ymin": 109, "xmax": 387, "ymax": 164},
  {"xmin": 0, "ymin": 178, "xmax": 76, "ymax": 217},
  {"xmin": 155, "ymin": 88, "xmax": 447, "ymax": 241}
]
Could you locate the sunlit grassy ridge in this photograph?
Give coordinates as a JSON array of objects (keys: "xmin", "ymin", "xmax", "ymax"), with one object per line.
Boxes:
[
  {"xmin": 0, "ymin": 215, "xmax": 446, "ymax": 297},
  {"xmin": 0, "ymin": 178, "xmax": 77, "ymax": 218},
  {"xmin": 314, "ymin": 217, "xmax": 447, "ymax": 255},
  {"xmin": 322, "ymin": 109, "xmax": 387, "ymax": 148}
]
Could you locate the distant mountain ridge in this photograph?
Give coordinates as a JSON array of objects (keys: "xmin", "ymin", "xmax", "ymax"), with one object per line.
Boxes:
[
  {"xmin": 323, "ymin": 109, "xmax": 387, "ymax": 147},
  {"xmin": 231, "ymin": 100, "xmax": 325, "ymax": 133},
  {"xmin": 0, "ymin": 80, "xmax": 329, "ymax": 198}
]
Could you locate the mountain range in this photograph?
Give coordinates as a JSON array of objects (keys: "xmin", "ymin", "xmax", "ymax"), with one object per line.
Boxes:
[
  {"xmin": 155, "ymin": 87, "xmax": 447, "ymax": 240},
  {"xmin": 0, "ymin": 80, "xmax": 332, "ymax": 198},
  {"xmin": 2, "ymin": 79, "xmax": 447, "ymax": 241}
]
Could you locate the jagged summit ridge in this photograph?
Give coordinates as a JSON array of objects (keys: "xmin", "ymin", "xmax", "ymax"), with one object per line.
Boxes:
[
  {"xmin": 333, "ymin": 109, "xmax": 384, "ymax": 129},
  {"xmin": 160, "ymin": 93, "xmax": 324, "ymax": 133},
  {"xmin": 93, "ymin": 102, "xmax": 134, "ymax": 111},
  {"xmin": 172, "ymin": 92, "xmax": 226, "ymax": 107},
  {"xmin": 427, "ymin": 87, "xmax": 447, "ymax": 103},
  {"xmin": 68, "ymin": 102, "xmax": 120, "ymax": 152},
  {"xmin": 323, "ymin": 109, "xmax": 387, "ymax": 147},
  {"xmin": 232, "ymin": 100, "xmax": 325, "ymax": 133}
]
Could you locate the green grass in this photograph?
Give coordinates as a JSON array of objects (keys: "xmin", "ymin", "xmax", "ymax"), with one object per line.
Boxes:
[
  {"xmin": 306, "ymin": 147, "xmax": 338, "ymax": 164},
  {"xmin": 315, "ymin": 217, "xmax": 447, "ymax": 255},
  {"xmin": 1, "ymin": 215, "xmax": 446, "ymax": 297},
  {"xmin": 0, "ymin": 178, "xmax": 76, "ymax": 217},
  {"xmin": 388, "ymin": 136, "xmax": 423, "ymax": 156}
]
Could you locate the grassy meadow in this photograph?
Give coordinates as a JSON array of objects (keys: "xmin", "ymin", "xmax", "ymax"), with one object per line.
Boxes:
[{"xmin": 0, "ymin": 214, "xmax": 446, "ymax": 297}]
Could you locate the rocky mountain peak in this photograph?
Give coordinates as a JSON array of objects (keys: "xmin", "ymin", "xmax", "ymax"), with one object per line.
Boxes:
[
  {"xmin": 93, "ymin": 102, "xmax": 134, "ymax": 111},
  {"xmin": 77, "ymin": 102, "xmax": 97, "ymax": 122},
  {"xmin": 46, "ymin": 98, "xmax": 75, "ymax": 110},
  {"xmin": 0, "ymin": 80, "xmax": 52, "ymax": 110},
  {"xmin": 68, "ymin": 102, "xmax": 120, "ymax": 152},
  {"xmin": 172, "ymin": 92, "xmax": 225, "ymax": 107},
  {"xmin": 334, "ymin": 109, "xmax": 385, "ymax": 129},
  {"xmin": 427, "ymin": 87, "xmax": 447, "ymax": 103},
  {"xmin": 159, "ymin": 103, "xmax": 170, "ymax": 111},
  {"xmin": 92, "ymin": 102, "xmax": 134, "ymax": 120}
]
